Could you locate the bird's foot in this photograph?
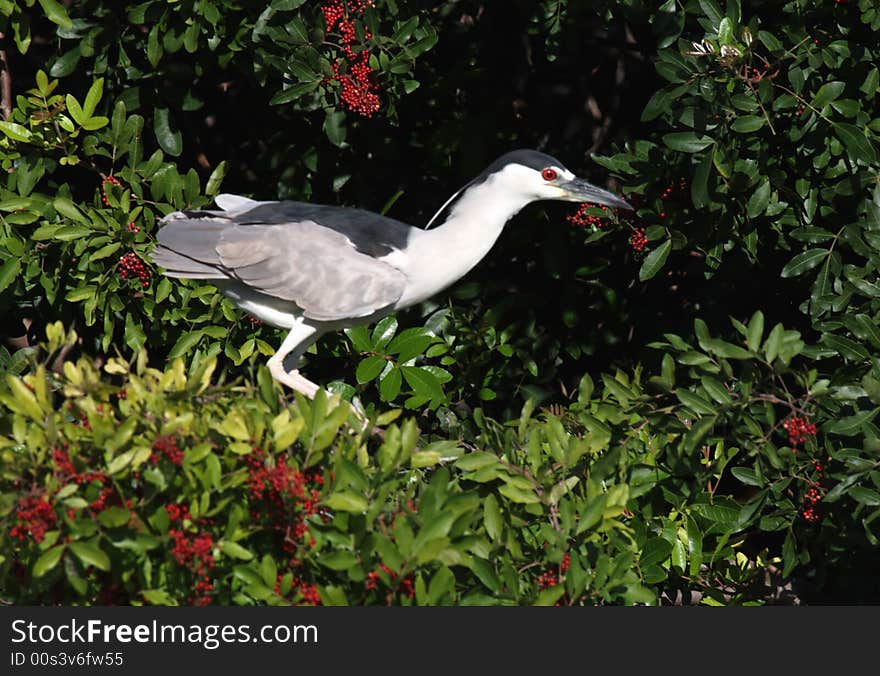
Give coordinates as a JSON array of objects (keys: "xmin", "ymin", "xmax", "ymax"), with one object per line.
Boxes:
[
  {"xmin": 268, "ymin": 362, "xmax": 384, "ymax": 437},
  {"xmin": 268, "ymin": 361, "xmax": 320, "ymax": 399}
]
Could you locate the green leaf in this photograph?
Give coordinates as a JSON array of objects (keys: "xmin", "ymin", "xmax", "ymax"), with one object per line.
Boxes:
[
  {"xmin": 731, "ymin": 467, "xmax": 761, "ymax": 487},
  {"xmin": 124, "ymin": 313, "xmax": 147, "ymax": 352},
  {"xmin": 50, "ymin": 47, "xmax": 81, "ymax": 78},
  {"xmin": 702, "ymin": 338, "xmax": 753, "ymax": 359},
  {"xmin": 746, "ymin": 311, "xmax": 764, "ymax": 352},
  {"xmin": 356, "ymin": 356, "xmax": 386, "ymax": 384},
  {"xmin": 682, "ymin": 416, "xmax": 716, "ymax": 454},
  {"xmin": 534, "ymin": 584, "xmax": 566, "ymax": 607},
  {"xmin": 206, "ymin": 161, "xmax": 227, "ymax": 196},
  {"xmin": 701, "ymin": 377, "xmax": 732, "ymax": 404},
  {"xmin": 731, "ymin": 115, "xmax": 765, "ymax": 133},
  {"xmin": 270, "ymin": 80, "xmax": 321, "ymax": 105},
  {"xmin": 662, "ymin": 132, "xmax": 714, "ymax": 153},
  {"xmin": 826, "ymin": 408, "xmax": 878, "ymax": 436},
  {"xmin": 147, "ymin": 24, "xmax": 163, "ymax": 67},
  {"xmin": 345, "ymin": 326, "xmax": 373, "ymax": 352},
  {"xmin": 323, "ymin": 109, "xmax": 347, "ymax": 148},
  {"xmin": 781, "ymin": 249, "xmax": 827, "ymax": 278},
  {"xmin": 387, "ymin": 329, "xmax": 433, "ymax": 363},
  {"xmin": 782, "ymin": 530, "xmax": 797, "ymax": 577},
  {"xmin": 68, "ymin": 541, "xmax": 111, "ymax": 571},
  {"xmin": 849, "ymin": 487, "xmax": 880, "ymax": 507},
  {"xmin": 37, "ymin": 0, "xmax": 73, "ymax": 29},
  {"xmin": 220, "ymin": 541, "xmax": 254, "ymax": 560},
  {"xmin": 762, "ymin": 323, "xmax": 784, "ymax": 362},
  {"xmin": 811, "ymin": 81, "xmax": 844, "ymax": 109},
  {"xmin": 676, "ymin": 389, "xmax": 717, "ymax": 416},
  {"xmin": 33, "ymin": 544, "xmax": 65, "ymax": 578},
  {"xmin": 66, "ymin": 94, "xmax": 86, "ymax": 126},
  {"xmin": 834, "ymin": 123, "xmax": 877, "ymax": 164},
  {"xmin": 371, "ymin": 316, "xmax": 398, "ymax": 349},
  {"xmin": 483, "ymin": 494, "xmax": 502, "ymax": 541},
  {"xmin": 168, "ymin": 330, "xmax": 205, "ymax": 359},
  {"xmin": 154, "ymin": 108, "xmax": 183, "ymax": 156},
  {"xmin": 747, "ymin": 180, "xmax": 771, "ymax": 217},
  {"xmin": 320, "ymin": 551, "xmax": 358, "ymax": 571},
  {"xmin": 698, "ymin": 0, "xmax": 724, "ymax": 27},
  {"xmin": 83, "ymin": 78, "xmax": 104, "ymax": 118},
  {"xmin": 324, "ymin": 491, "xmax": 368, "ymax": 512},
  {"xmin": 0, "ymin": 257, "xmax": 21, "ymax": 294},
  {"xmin": 0, "ymin": 121, "xmax": 33, "ymax": 142},
  {"xmin": 639, "ymin": 239, "xmax": 672, "ymax": 281},
  {"xmin": 97, "ymin": 506, "xmax": 131, "ymax": 528},
  {"xmin": 820, "ymin": 334, "xmax": 869, "ymax": 362},
  {"xmin": 379, "ymin": 366, "xmax": 402, "ymax": 401},
  {"xmin": 498, "ymin": 482, "xmax": 540, "ymax": 504},
  {"xmin": 641, "ymin": 89, "xmax": 670, "ymax": 122},
  {"xmin": 402, "ymin": 366, "xmax": 444, "ymax": 403},
  {"xmin": 53, "ymin": 197, "xmax": 86, "ymax": 223},
  {"xmin": 640, "ymin": 537, "xmax": 673, "ymax": 567}
]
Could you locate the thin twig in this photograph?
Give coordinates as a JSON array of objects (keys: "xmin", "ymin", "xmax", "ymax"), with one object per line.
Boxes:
[{"xmin": 0, "ymin": 33, "xmax": 11, "ymax": 121}]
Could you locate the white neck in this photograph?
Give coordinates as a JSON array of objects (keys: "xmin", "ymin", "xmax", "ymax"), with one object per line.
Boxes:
[{"xmin": 389, "ymin": 171, "xmax": 534, "ymax": 309}]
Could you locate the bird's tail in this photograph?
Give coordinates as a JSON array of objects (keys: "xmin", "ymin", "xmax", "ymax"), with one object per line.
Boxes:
[
  {"xmin": 151, "ymin": 194, "xmax": 263, "ymax": 280},
  {"xmin": 151, "ymin": 215, "xmax": 229, "ymax": 280}
]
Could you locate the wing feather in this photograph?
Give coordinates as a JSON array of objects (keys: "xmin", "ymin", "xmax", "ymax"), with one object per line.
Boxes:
[{"xmin": 152, "ymin": 213, "xmax": 407, "ymax": 322}]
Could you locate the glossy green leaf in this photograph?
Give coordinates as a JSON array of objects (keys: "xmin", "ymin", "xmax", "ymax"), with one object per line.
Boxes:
[
  {"xmin": 154, "ymin": 108, "xmax": 183, "ymax": 156},
  {"xmin": 639, "ymin": 239, "xmax": 672, "ymax": 281}
]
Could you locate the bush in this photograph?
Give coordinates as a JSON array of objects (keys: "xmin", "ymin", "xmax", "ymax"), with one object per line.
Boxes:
[{"xmin": 1, "ymin": 0, "xmax": 879, "ymax": 605}]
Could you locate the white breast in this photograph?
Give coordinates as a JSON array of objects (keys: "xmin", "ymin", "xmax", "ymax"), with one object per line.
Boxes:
[{"xmin": 386, "ymin": 170, "xmax": 535, "ymax": 309}]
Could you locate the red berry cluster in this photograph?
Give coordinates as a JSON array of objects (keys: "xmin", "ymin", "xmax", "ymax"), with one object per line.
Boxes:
[
  {"xmin": 89, "ymin": 485, "xmax": 115, "ymax": 513},
  {"xmin": 566, "ymin": 203, "xmax": 610, "ymax": 230},
  {"xmin": 10, "ymin": 496, "xmax": 57, "ymax": 543},
  {"xmin": 245, "ymin": 447, "xmax": 324, "ymax": 552},
  {"xmin": 321, "ymin": 2, "xmax": 345, "ymax": 30},
  {"xmin": 169, "ymin": 528, "xmax": 215, "ymax": 605},
  {"xmin": 365, "ymin": 562, "xmax": 415, "ymax": 599},
  {"xmin": 100, "ymin": 175, "xmax": 122, "ymax": 206},
  {"xmin": 127, "ymin": 221, "xmax": 140, "ymax": 233},
  {"xmin": 630, "ymin": 227, "xmax": 648, "ymax": 252},
  {"xmin": 274, "ymin": 574, "xmax": 321, "ymax": 606},
  {"xmin": 536, "ymin": 569, "xmax": 559, "ymax": 590},
  {"xmin": 118, "ymin": 252, "xmax": 150, "ymax": 288},
  {"xmin": 803, "ymin": 485, "xmax": 822, "ymax": 523},
  {"xmin": 801, "ymin": 461, "xmax": 825, "ymax": 523},
  {"xmin": 534, "ymin": 553, "xmax": 571, "ymax": 591},
  {"xmin": 53, "ymin": 445, "xmax": 109, "ymax": 489},
  {"xmin": 248, "ymin": 315, "xmax": 263, "ymax": 327},
  {"xmin": 322, "ymin": 1, "xmax": 380, "ymax": 117},
  {"xmin": 165, "ymin": 502, "xmax": 190, "ymax": 523},
  {"xmin": 150, "ymin": 435, "xmax": 184, "ymax": 466},
  {"xmin": 783, "ymin": 416, "xmax": 817, "ymax": 448}
]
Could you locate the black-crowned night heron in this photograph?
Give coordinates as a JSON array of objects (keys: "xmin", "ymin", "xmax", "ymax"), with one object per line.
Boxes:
[{"xmin": 151, "ymin": 149, "xmax": 631, "ymax": 398}]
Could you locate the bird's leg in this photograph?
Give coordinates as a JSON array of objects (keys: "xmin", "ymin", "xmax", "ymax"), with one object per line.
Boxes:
[
  {"xmin": 267, "ymin": 364, "xmax": 321, "ymax": 398},
  {"xmin": 268, "ymin": 320, "xmax": 381, "ymax": 436},
  {"xmin": 267, "ymin": 320, "xmax": 321, "ymax": 398}
]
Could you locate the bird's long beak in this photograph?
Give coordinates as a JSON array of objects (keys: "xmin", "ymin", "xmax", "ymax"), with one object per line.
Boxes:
[{"xmin": 560, "ymin": 178, "xmax": 633, "ymax": 211}]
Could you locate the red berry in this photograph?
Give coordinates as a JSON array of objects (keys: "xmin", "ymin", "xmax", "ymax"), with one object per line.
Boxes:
[
  {"xmin": 630, "ymin": 227, "xmax": 648, "ymax": 252},
  {"xmin": 566, "ymin": 202, "xmax": 610, "ymax": 230}
]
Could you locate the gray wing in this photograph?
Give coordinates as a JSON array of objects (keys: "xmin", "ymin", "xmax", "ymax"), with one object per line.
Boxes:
[{"xmin": 152, "ymin": 199, "xmax": 410, "ymax": 322}]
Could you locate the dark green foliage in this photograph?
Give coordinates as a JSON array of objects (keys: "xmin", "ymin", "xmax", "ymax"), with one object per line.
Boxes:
[{"xmin": 1, "ymin": 0, "xmax": 879, "ymax": 605}]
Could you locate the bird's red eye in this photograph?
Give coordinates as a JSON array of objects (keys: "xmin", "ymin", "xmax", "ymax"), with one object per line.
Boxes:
[{"xmin": 541, "ymin": 168, "xmax": 558, "ymax": 181}]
